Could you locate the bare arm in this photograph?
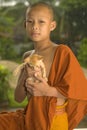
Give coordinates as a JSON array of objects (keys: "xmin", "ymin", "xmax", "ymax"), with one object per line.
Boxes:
[
  {"xmin": 14, "ymin": 68, "xmax": 27, "ymax": 103},
  {"xmin": 14, "ymin": 51, "xmax": 33, "ymax": 103}
]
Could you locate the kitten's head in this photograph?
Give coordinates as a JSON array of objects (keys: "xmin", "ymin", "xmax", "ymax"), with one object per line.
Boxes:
[{"xmin": 24, "ymin": 54, "xmax": 43, "ymax": 67}]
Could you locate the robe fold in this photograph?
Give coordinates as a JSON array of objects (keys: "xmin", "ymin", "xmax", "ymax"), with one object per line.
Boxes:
[{"xmin": 0, "ymin": 44, "xmax": 87, "ymax": 130}]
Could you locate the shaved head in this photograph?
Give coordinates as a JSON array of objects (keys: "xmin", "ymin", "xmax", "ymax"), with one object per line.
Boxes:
[{"xmin": 26, "ymin": 2, "xmax": 55, "ymax": 21}]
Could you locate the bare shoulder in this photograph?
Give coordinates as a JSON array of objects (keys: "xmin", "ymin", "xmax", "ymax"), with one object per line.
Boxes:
[
  {"xmin": 52, "ymin": 44, "xmax": 59, "ymax": 51},
  {"xmin": 23, "ymin": 50, "xmax": 34, "ymax": 60}
]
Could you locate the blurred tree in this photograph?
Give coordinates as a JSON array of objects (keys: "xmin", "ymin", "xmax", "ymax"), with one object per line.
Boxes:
[
  {"xmin": 0, "ymin": 38, "xmax": 17, "ymax": 60},
  {"xmin": 77, "ymin": 38, "xmax": 87, "ymax": 68},
  {"xmin": 0, "ymin": 12, "xmax": 14, "ymax": 38},
  {"xmin": 58, "ymin": 0, "xmax": 87, "ymax": 46},
  {"xmin": 0, "ymin": 3, "xmax": 27, "ymax": 61},
  {"xmin": 0, "ymin": 65, "xmax": 11, "ymax": 103},
  {"xmin": 0, "ymin": 9, "xmax": 18, "ymax": 60}
]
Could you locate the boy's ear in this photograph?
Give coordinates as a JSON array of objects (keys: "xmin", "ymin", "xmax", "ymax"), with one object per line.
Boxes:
[
  {"xmin": 24, "ymin": 20, "xmax": 26, "ymax": 28},
  {"xmin": 50, "ymin": 21, "xmax": 57, "ymax": 31}
]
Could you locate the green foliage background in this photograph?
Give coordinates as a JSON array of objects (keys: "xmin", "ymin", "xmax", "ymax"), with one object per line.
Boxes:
[
  {"xmin": 77, "ymin": 38, "xmax": 87, "ymax": 68},
  {"xmin": 0, "ymin": 0, "xmax": 87, "ymax": 108},
  {"xmin": 0, "ymin": 65, "xmax": 10, "ymax": 101}
]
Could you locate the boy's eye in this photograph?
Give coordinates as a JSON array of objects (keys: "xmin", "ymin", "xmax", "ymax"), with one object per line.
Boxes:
[
  {"xmin": 26, "ymin": 20, "xmax": 33, "ymax": 23},
  {"xmin": 39, "ymin": 20, "xmax": 45, "ymax": 23}
]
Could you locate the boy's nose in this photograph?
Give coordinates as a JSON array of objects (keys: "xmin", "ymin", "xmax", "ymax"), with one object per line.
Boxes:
[{"xmin": 32, "ymin": 22, "xmax": 39, "ymax": 30}]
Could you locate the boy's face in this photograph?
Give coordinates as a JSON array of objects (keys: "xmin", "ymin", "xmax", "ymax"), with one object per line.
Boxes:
[{"xmin": 25, "ymin": 5, "xmax": 56, "ymax": 42}]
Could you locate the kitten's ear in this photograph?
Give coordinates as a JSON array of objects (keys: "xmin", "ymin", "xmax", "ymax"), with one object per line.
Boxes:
[
  {"xmin": 24, "ymin": 57, "xmax": 30, "ymax": 63},
  {"xmin": 38, "ymin": 55, "xmax": 43, "ymax": 60}
]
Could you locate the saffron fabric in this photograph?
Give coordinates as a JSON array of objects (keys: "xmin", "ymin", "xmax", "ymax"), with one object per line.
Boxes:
[
  {"xmin": 50, "ymin": 102, "xmax": 68, "ymax": 130},
  {"xmin": 0, "ymin": 110, "xmax": 25, "ymax": 130}
]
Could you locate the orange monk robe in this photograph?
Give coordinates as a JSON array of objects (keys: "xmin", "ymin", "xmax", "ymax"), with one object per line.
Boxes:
[
  {"xmin": 0, "ymin": 44, "xmax": 87, "ymax": 130},
  {"xmin": 25, "ymin": 44, "xmax": 87, "ymax": 130},
  {"xmin": 48, "ymin": 45, "xmax": 87, "ymax": 130}
]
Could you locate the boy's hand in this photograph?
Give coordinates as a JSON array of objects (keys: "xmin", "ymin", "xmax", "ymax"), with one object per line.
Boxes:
[{"xmin": 25, "ymin": 73, "xmax": 50, "ymax": 96}]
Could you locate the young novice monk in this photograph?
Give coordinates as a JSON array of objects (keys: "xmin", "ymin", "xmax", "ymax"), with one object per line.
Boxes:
[{"xmin": 0, "ymin": 2, "xmax": 87, "ymax": 130}]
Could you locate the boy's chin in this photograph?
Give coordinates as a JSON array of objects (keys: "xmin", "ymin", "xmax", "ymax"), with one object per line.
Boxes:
[{"xmin": 31, "ymin": 38, "xmax": 42, "ymax": 42}]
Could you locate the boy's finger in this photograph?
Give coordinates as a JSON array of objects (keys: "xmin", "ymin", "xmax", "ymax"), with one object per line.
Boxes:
[
  {"xmin": 25, "ymin": 64, "xmax": 34, "ymax": 73},
  {"xmin": 24, "ymin": 63, "xmax": 30, "ymax": 70},
  {"xmin": 34, "ymin": 73, "xmax": 44, "ymax": 82}
]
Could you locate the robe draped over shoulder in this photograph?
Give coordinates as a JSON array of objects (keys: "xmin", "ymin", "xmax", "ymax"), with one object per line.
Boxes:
[{"xmin": 48, "ymin": 45, "xmax": 87, "ymax": 130}]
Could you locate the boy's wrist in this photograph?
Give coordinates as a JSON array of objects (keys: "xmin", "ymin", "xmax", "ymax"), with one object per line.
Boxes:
[{"xmin": 45, "ymin": 86, "xmax": 58, "ymax": 97}]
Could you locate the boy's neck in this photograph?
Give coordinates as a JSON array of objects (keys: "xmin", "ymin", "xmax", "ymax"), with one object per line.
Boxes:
[{"xmin": 33, "ymin": 40, "xmax": 54, "ymax": 53}]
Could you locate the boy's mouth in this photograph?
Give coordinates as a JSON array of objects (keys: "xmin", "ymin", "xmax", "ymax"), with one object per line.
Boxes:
[{"xmin": 31, "ymin": 32, "xmax": 40, "ymax": 36}]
